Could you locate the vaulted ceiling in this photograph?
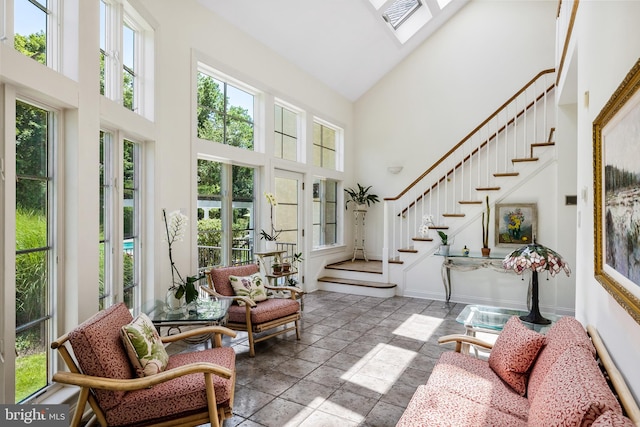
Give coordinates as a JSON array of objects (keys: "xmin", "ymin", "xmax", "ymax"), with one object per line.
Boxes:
[{"xmin": 197, "ymin": 0, "xmax": 469, "ymax": 101}]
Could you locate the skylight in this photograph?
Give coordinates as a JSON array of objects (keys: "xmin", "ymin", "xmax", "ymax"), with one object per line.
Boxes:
[
  {"xmin": 382, "ymin": 0, "xmax": 421, "ymax": 29},
  {"xmin": 371, "ymin": 0, "xmax": 463, "ymax": 44}
]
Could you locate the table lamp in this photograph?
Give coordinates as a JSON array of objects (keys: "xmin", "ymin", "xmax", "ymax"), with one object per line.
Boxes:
[{"xmin": 502, "ymin": 240, "xmax": 571, "ymax": 324}]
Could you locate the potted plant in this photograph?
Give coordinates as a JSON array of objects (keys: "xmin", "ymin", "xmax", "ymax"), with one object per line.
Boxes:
[
  {"xmin": 272, "ymin": 262, "xmax": 283, "ymax": 274},
  {"xmin": 344, "ymin": 183, "xmax": 380, "ymax": 210},
  {"xmin": 260, "ymin": 192, "xmax": 280, "ymax": 250},
  {"xmin": 437, "ymin": 231, "xmax": 451, "ymax": 256},
  {"xmin": 481, "ymin": 196, "xmax": 491, "ymax": 257},
  {"xmin": 287, "ymin": 252, "xmax": 304, "ymax": 286},
  {"xmin": 163, "ymin": 209, "xmax": 201, "ymax": 311}
]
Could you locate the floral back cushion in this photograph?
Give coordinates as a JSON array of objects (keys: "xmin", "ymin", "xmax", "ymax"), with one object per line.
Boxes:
[
  {"xmin": 120, "ymin": 313, "xmax": 169, "ymax": 377},
  {"xmin": 488, "ymin": 316, "xmax": 545, "ymax": 396},
  {"xmin": 229, "ymin": 273, "xmax": 268, "ymax": 305}
]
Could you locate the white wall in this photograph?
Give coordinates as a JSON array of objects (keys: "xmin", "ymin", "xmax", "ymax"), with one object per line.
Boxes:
[
  {"xmin": 137, "ymin": 0, "xmax": 354, "ymax": 295},
  {"xmin": 564, "ymin": 0, "xmax": 640, "ymax": 401},
  {"xmin": 354, "ymin": 0, "xmax": 558, "ymax": 259},
  {"xmin": 351, "ymin": 0, "xmax": 577, "ymax": 313}
]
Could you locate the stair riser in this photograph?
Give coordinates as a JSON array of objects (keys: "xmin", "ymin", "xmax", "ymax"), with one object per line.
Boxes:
[{"xmin": 317, "ymin": 281, "xmax": 397, "ymax": 298}]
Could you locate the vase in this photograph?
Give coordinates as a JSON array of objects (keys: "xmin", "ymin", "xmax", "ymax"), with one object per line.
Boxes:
[
  {"xmin": 462, "ymin": 246, "xmax": 470, "ymax": 256},
  {"xmin": 165, "ymin": 289, "xmax": 185, "ymax": 313},
  {"xmin": 481, "ymin": 247, "xmax": 491, "ymax": 257},
  {"xmin": 440, "ymin": 245, "xmax": 450, "ymax": 256},
  {"xmin": 265, "ymin": 241, "xmax": 277, "ymax": 252}
]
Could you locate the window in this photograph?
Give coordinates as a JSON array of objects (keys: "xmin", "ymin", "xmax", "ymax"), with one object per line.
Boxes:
[
  {"xmin": 274, "ymin": 104, "xmax": 299, "ymax": 161},
  {"xmin": 382, "ymin": 0, "xmax": 422, "ymax": 29},
  {"xmin": 13, "ymin": 0, "xmax": 55, "ymax": 67},
  {"xmin": 197, "ymin": 160, "xmax": 255, "ymax": 268},
  {"xmin": 100, "ymin": 0, "xmax": 154, "ymax": 116},
  {"xmin": 313, "ymin": 121, "xmax": 338, "ymax": 170},
  {"xmin": 99, "ymin": 131, "xmax": 113, "ymax": 309},
  {"xmin": 122, "ymin": 139, "xmax": 141, "ymax": 308},
  {"xmin": 15, "ymin": 99, "xmax": 55, "ymax": 402},
  {"xmin": 197, "ymin": 71, "xmax": 255, "ymax": 150},
  {"xmin": 312, "ymin": 178, "xmax": 338, "ymax": 247}
]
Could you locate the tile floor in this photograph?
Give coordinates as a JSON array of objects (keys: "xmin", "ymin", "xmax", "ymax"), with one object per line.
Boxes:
[{"xmin": 172, "ymin": 291, "xmax": 470, "ymax": 427}]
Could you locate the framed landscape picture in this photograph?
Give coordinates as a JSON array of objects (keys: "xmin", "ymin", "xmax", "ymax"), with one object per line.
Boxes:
[
  {"xmin": 594, "ymin": 58, "xmax": 640, "ymax": 326},
  {"xmin": 495, "ymin": 203, "xmax": 537, "ymax": 248}
]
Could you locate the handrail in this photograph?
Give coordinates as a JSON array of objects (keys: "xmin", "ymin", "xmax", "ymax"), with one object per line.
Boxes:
[{"xmin": 384, "ymin": 68, "xmax": 555, "ymax": 202}]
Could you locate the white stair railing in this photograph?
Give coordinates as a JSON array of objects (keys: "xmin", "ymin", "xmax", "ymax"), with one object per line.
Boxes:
[{"xmin": 383, "ymin": 69, "xmax": 556, "ymax": 273}]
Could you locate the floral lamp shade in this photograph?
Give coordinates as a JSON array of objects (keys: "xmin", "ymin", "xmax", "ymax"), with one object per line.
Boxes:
[
  {"xmin": 502, "ymin": 241, "xmax": 570, "ymax": 325},
  {"xmin": 502, "ymin": 243, "xmax": 571, "ymax": 277}
]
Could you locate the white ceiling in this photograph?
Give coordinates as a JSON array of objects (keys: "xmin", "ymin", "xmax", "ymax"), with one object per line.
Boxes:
[{"xmin": 197, "ymin": 0, "xmax": 469, "ymax": 101}]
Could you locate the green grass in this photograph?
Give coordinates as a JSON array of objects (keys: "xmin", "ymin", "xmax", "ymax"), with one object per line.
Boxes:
[{"xmin": 15, "ymin": 352, "xmax": 46, "ymax": 403}]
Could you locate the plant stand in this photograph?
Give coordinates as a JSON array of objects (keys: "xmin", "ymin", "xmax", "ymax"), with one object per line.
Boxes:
[{"xmin": 352, "ymin": 208, "xmax": 368, "ymax": 262}]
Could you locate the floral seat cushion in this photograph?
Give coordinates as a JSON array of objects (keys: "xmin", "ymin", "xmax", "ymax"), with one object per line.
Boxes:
[
  {"xmin": 103, "ymin": 346, "xmax": 236, "ymax": 426},
  {"xmin": 428, "ymin": 351, "xmax": 530, "ymax": 421},
  {"xmin": 396, "ymin": 384, "xmax": 527, "ymax": 427},
  {"xmin": 120, "ymin": 313, "xmax": 169, "ymax": 377},
  {"xmin": 229, "ymin": 273, "xmax": 268, "ymax": 305},
  {"xmin": 208, "ymin": 264, "xmax": 260, "ymax": 297},
  {"xmin": 227, "ymin": 297, "xmax": 299, "ymax": 324}
]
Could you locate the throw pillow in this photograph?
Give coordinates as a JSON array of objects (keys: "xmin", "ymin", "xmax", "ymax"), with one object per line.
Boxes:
[
  {"xmin": 229, "ymin": 273, "xmax": 268, "ymax": 305},
  {"xmin": 120, "ymin": 313, "xmax": 169, "ymax": 377},
  {"xmin": 488, "ymin": 316, "xmax": 545, "ymax": 396}
]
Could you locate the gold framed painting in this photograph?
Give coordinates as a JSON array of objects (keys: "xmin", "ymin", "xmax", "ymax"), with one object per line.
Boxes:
[
  {"xmin": 593, "ymin": 58, "xmax": 640, "ymax": 326},
  {"xmin": 494, "ymin": 203, "xmax": 537, "ymax": 248}
]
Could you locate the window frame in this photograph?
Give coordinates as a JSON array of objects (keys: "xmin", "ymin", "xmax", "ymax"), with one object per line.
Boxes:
[
  {"xmin": 274, "ymin": 100, "xmax": 303, "ymax": 162},
  {"xmin": 312, "ymin": 118, "xmax": 343, "ymax": 171},
  {"xmin": 196, "ymin": 64, "xmax": 258, "ymax": 151},
  {"xmin": 10, "ymin": 0, "xmax": 61, "ymax": 70},
  {"xmin": 100, "ymin": 0, "xmax": 154, "ymax": 119},
  {"xmin": 9, "ymin": 94, "xmax": 62, "ymax": 403}
]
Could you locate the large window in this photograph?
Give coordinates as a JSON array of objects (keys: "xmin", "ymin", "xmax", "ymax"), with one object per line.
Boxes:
[
  {"xmin": 15, "ymin": 100, "xmax": 55, "ymax": 402},
  {"xmin": 100, "ymin": 0, "xmax": 154, "ymax": 116},
  {"xmin": 99, "ymin": 133, "xmax": 142, "ymax": 310},
  {"xmin": 99, "ymin": 131, "xmax": 112, "ymax": 309},
  {"xmin": 197, "ymin": 70, "xmax": 255, "ymax": 150},
  {"xmin": 122, "ymin": 139, "xmax": 141, "ymax": 308},
  {"xmin": 313, "ymin": 121, "xmax": 338, "ymax": 170},
  {"xmin": 312, "ymin": 178, "xmax": 338, "ymax": 247},
  {"xmin": 197, "ymin": 160, "xmax": 255, "ymax": 268},
  {"xmin": 274, "ymin": 104, "xmax": 299, "ymax": 161},
  {"xmin": 13, "ymin": 0, "xmax": 55, "ymax": 67}
]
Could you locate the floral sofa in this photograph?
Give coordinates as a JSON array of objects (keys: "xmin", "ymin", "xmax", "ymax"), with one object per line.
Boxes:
[{"xmin": 397, "ymin": 316, "xmax": 638, "ymax": 427}]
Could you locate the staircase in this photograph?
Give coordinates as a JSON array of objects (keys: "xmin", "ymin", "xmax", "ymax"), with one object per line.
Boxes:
[{"xmin": 319, "ymin": 69, "xmax": 557, "ymax": 298}]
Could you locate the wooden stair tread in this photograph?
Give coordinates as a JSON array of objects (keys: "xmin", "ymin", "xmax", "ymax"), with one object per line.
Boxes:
[
  {"xmin": 459, "ymin": 200, "xmax": 483, "ymax": 204},
  {"xmin": 317, "ymin": 277, "xmax": 397, "ymax": 289},
  {"xmin": 389, "ymin": 258, "xmax": 404, "ymax": 264},
  {"xmin": 512, "ymin": 157, "xmax": 539, "ymax": 163},
  {"xmin": 412, "ymin": 237, "xmax": 433, "ymax": 241},
  {"xmin": 398, "ymin": 248, "xmax": 418, "ymax": 253},
  {"xmin": 428, "ymin": 225, "xmax": 449, "ymax": 230},
  {"xmin": 531, "ymin": 142, "xmax": 555, "ymax": 148},
  {"xmin": 494, "ymin": 172, "xmax": 520, "ymax": 177},
  {"xmin": 475, "ymin": 187, "xmax": 501, "ymax": 191},
  {"xmin": 443, "ymin": 213, "xmax": 465, "ymax": 217}
]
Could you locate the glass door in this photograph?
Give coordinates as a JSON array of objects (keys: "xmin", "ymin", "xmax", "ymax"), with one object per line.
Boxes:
[{"xmin": 274, "ymin": 170, "xmax": 304, "ymax": 285}]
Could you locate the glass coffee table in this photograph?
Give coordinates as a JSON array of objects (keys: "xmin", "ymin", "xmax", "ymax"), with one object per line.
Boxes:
[
  {"xmin": 456, "ymin": 304, "xmax": 563, "ymax": 336},
  {"xmin": 141, "ymin": 298, "xmax": 232, "ymax": 344}
]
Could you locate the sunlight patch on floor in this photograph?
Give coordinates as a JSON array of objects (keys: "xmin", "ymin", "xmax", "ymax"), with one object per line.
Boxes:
[{"xmin": 392, "ymin": 313, "xmax": 444, "ymax": 341}]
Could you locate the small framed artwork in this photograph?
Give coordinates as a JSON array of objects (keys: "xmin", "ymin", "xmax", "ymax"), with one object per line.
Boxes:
[
  {"xmin": 494, "ymin": 203, "xmax": 537, "ymax": 247},
  {"xmin": 593, "ymin": 58, "xmax": 640, "ymax": 326}
]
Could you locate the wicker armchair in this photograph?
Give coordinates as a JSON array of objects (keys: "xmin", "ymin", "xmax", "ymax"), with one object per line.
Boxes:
[
  {"xmin": 204, "ymin": 264, "xmax": 303, "ymax": 357},
  {"xmin": 51, "ymin": 302, "xmax": 236, "ymax": 427}
]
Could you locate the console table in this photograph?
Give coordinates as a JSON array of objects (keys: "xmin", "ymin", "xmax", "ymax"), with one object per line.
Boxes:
[{"xmin": 436, "ymin": 252, "xmax": 511, "ymax": 303}]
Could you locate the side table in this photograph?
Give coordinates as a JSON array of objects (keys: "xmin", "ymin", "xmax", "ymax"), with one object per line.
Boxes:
[
  {"xmin": 436, "ymin": 253, "xmax": 512, "ymax": 303},
  {"xmin": 142, "ymin": 298, "xmax": 232, "ymax": 346},
  {"xmin": 455, "ymin": 304, "xmax": 562, "ymax": 355},
  {"xmin": 456, "ymin": 304, "xmax": 562, "ymax": 335}
]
